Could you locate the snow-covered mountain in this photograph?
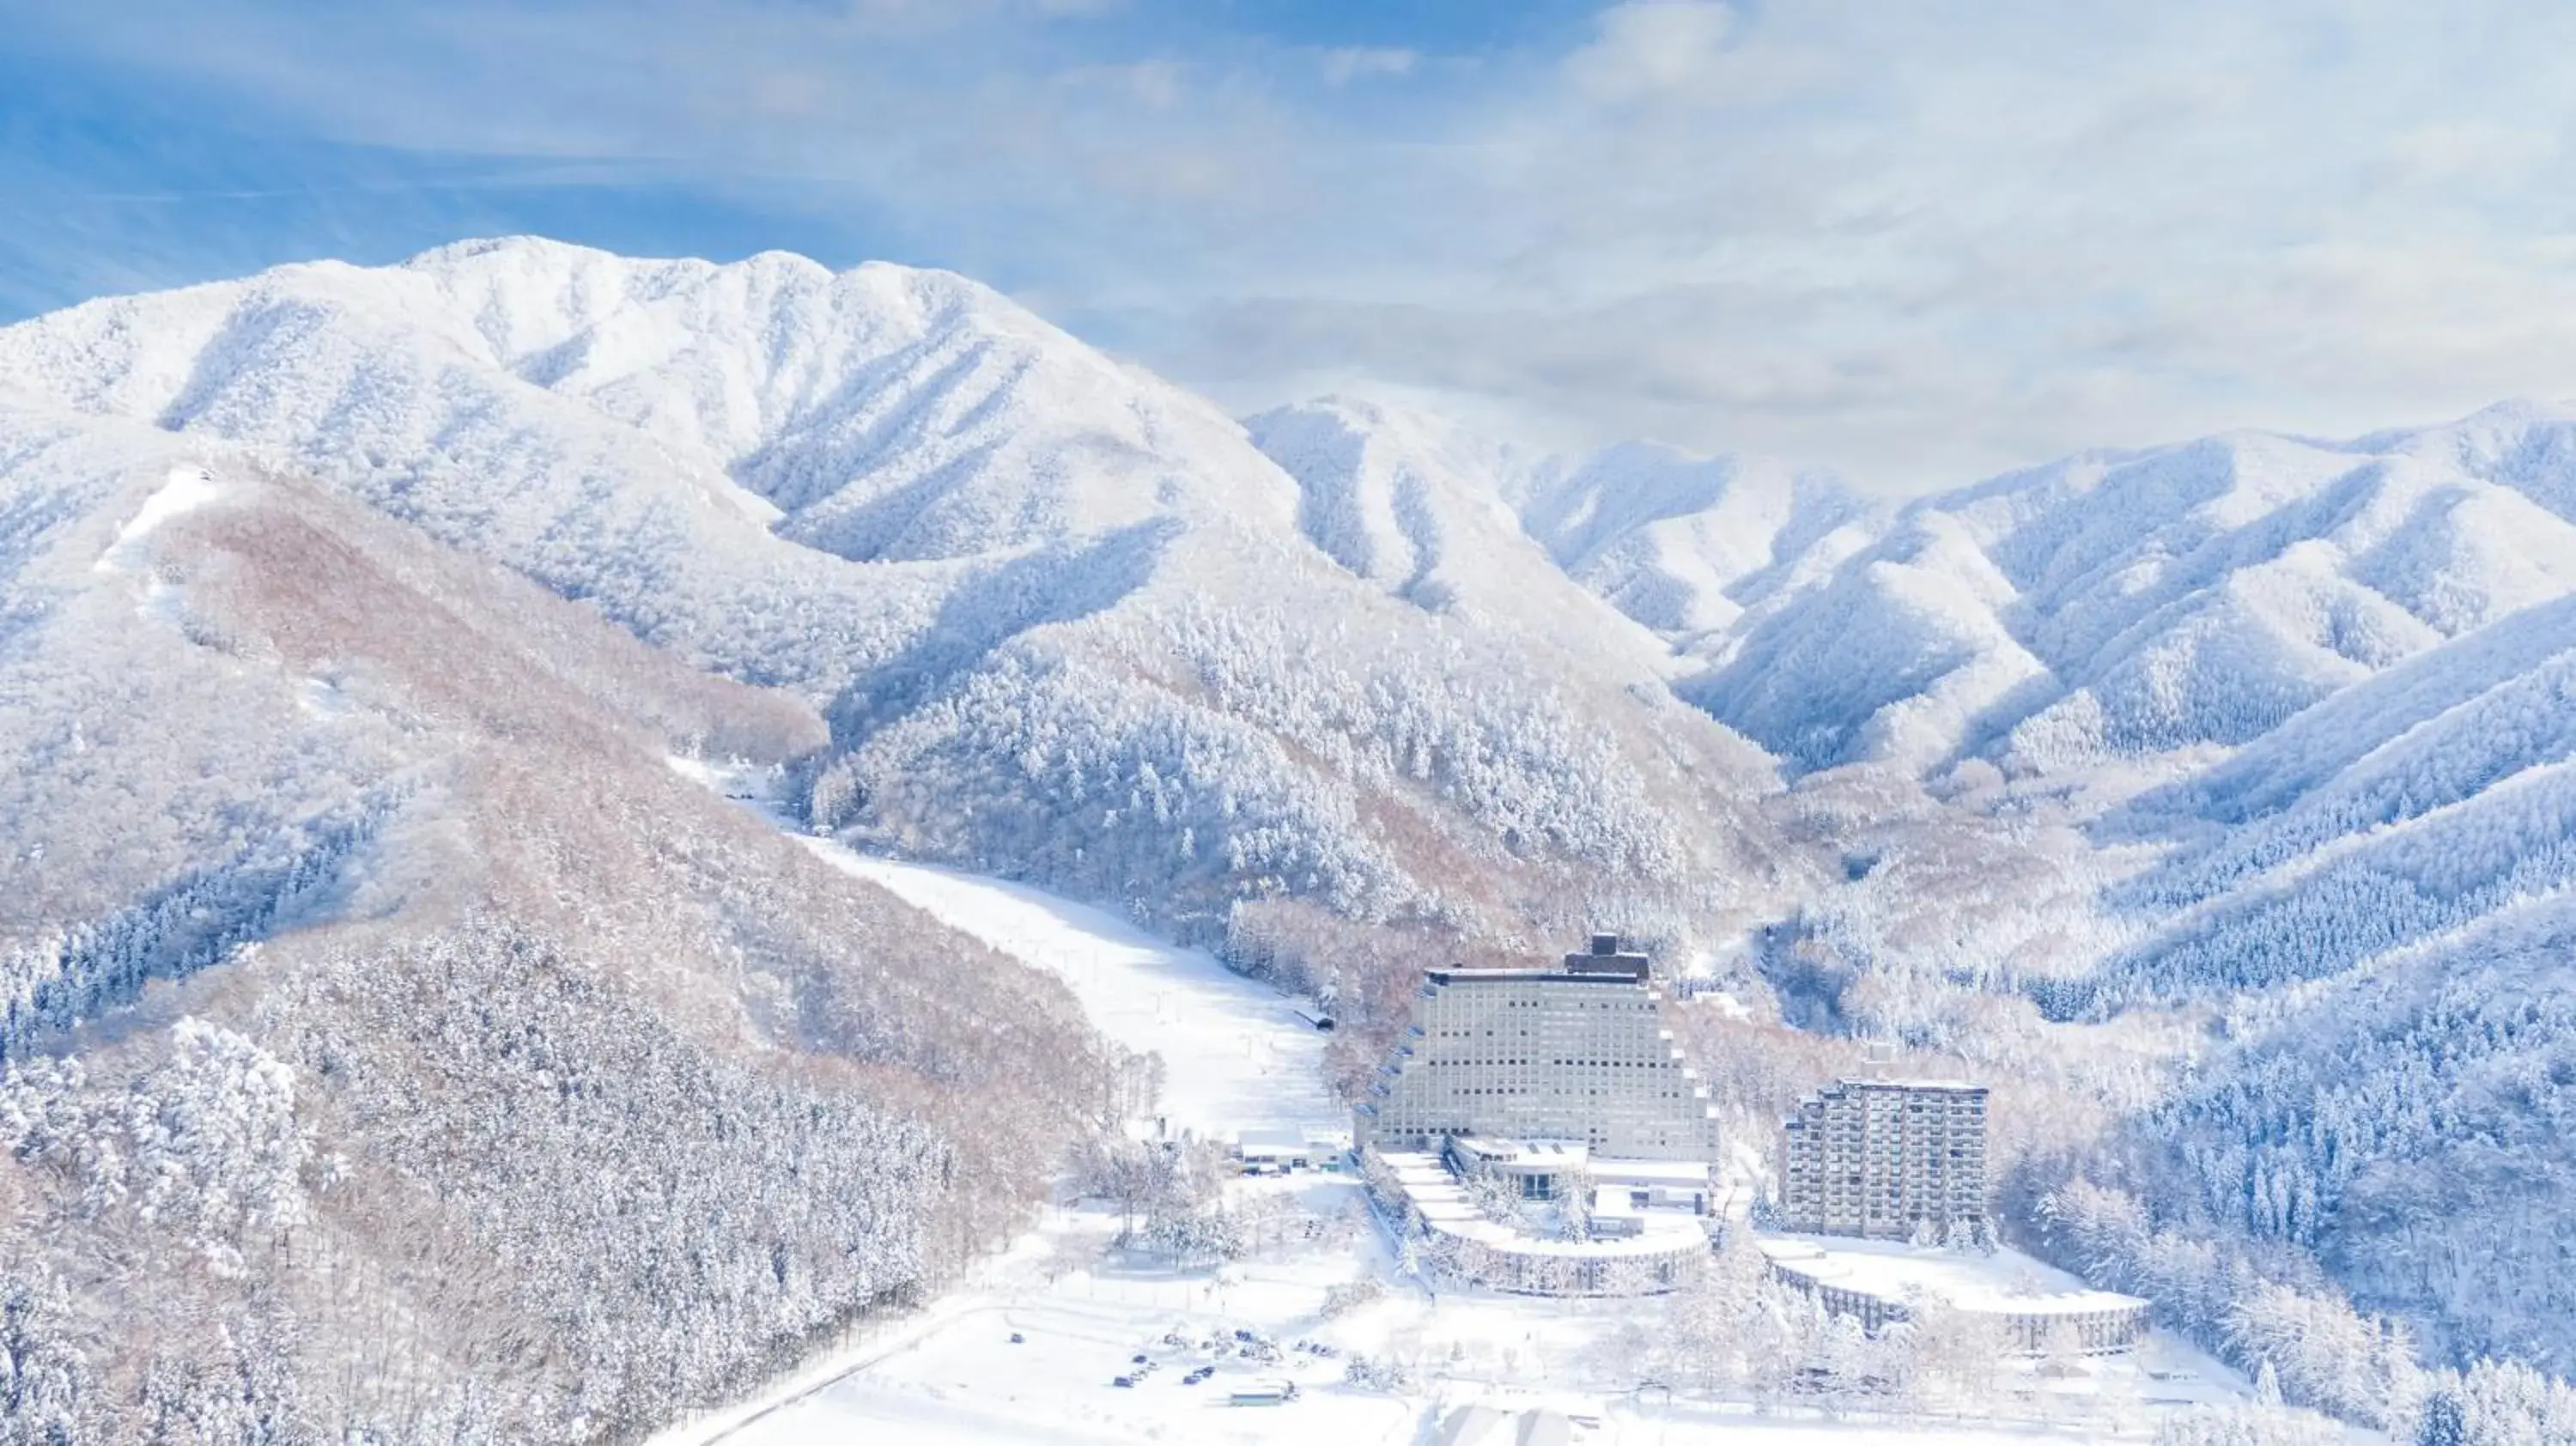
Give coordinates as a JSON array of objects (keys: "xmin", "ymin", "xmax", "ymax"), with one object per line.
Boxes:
[
  {"xmin": 0, "ymin": 246, "xmax": 1814, "ymax": 1442},
  {"xmin": 0, "ymin": 404, "xmax": 1103, "ymax": 1439},
  {"xmin": 1516, "ymin": 442, "xmax": 1877, "ymax": 645},
  {"xmin": 1643, "ymin": 396, "xmax": 2576, "ymax": 1026},
  {"xmin": 1243, "ymin": 396, "xmax": 1686, "ymax": 679},
  {"xmin": 15, "ymin": 237, "xmax": 2576, "ymax": 1432},
  {"xmin": 0, "ymin": 239, "xmax": 1804, "ymax": 952},
  {"xmin": 1247, "ymin": 395, "xmax": 1880, "ymax": 650},
  {"xmin": 1688, "ymin": 408, "xmax": 2576, "ymax": 776}
]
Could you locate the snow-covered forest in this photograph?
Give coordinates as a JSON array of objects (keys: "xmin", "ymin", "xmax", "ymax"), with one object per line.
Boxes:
[
  {"xmin": 1, "ymin": 425, "xmax": 1106, "ymax": 1440},
  {"xmin": 9, "ymin": 239, "xmax": 2576, "ymax": 1443}
]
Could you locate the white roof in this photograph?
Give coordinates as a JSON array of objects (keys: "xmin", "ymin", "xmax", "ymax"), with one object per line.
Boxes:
[
  {"xmin": 1455, "ymin": 1135, "xmax": 1588, "ymax": 1163},
  {"xmin": 1377, "ymin": 1151, "xmax": 1707, "ymax": 1259},
  {"xmin": 1433, "ymin": 1406, "xmax": 1507, "ymax": 1446},
  {"xmin": 1450, "ymin": 1140, "xmax": 1711, "ymax": 1184},
  {"xmin": 1757, "ymin": 1234, "xmax": 2146, "ymax": 1316},
  {"xmin": 1589, "ymin": 1157, "xmax": 1712, "ymax": 1186}
]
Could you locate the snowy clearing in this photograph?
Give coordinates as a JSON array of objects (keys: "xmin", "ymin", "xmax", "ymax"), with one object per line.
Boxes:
[
  {"xmin": 702, "ymin": 1171, "xmax": 2221, "ymax": 1446},
  {"xmin": 95, "ymin": 464, "xmax": 225, "ymax": 572}
]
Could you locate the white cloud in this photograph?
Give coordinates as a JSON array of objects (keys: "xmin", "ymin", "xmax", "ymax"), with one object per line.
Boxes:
[
  {"xmin": 2380, "ymin": 121, "xmax": 2560, "ymax": 187},
  {"xmin": 1058, "ymin": 58, "xmax": 1186, "ymax": 111},
  {"xmin": 1176, "ymin": 0, "xmax": 2576, "ymax": 487},
  {"xmin": 1320, "ymin": 46, "xmax": 1416, "ymax": 87},
  {"xmin": 18, "ymin": 0, "xmax": 2576, "ymax": 490},
  {"xmin": 1563, "ymin": 1, "xmax": 1738, "ymax": 102}
]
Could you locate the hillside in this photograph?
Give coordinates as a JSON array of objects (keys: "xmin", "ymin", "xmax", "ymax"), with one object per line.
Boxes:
[
  {"xmin": 1243, "ymin": 396, "xmax": 1680, "ymax": 681},
  {"xmin": 0, "ymin": 407, "xmax": 1107, "ymax": 1441},
  {"xmin": 1246, "ymin": 396, "xmax": 1880, "ymax": 653},
  {"xmin": 1516, "ymin": 441, "xmax": 1877, "ymax": 648}
]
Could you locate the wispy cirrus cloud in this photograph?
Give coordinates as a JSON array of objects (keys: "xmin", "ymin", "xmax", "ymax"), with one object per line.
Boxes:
[
  {"xmin": 1320, "ymin": 47, "xmax": 1416, "ymax": 86},
  {"xmin": 5, "ymin": 0, "xmax": 2573, "ymax": 489}
]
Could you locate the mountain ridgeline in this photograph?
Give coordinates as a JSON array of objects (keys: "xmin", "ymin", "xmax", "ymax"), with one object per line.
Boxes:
[{"xmin": 6, "ymin": 238, "xmax": 2576, "ymax": 1437}]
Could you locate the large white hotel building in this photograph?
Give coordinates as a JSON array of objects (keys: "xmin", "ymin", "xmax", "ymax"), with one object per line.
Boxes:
[
  {"xmin": 1353, "ymin": 935, "xmax": 1722, "ymax": 1296},
  {"xmin": 1354, "ymin": 934, "xmax": 1719, "ymax": 1161}
]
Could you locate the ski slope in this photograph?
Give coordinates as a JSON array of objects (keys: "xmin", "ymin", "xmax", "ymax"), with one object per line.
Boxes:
[{"xmin": 797, "ymin": 841, "xmax": 1340, "ymax": 1143}]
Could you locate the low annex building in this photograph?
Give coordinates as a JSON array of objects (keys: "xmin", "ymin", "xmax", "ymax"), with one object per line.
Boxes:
[
  {"xmin": 1758, "ymin": 1236, "xmax": 2150, "ymax": 1356},
  {"xmin": 1233, "ymin": 1125, "xmax": 1351, "ymax": 1175},
  {"xmin": 1364, "ymin": 1145, "xmax": 1713, "ymax": 1297}
]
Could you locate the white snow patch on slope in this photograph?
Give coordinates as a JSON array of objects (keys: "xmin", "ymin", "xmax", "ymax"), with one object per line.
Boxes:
[
  {"xmin": 1244, "ymin": 396, "xmax": 1686, "ymax": 683},
  {"xmin": 795, "ymin": 842, "xmax": 1339, "ymax": 1144},
  {"xmin": 96, "ymin": 465, "xmax": 224, "ymax": 572}
]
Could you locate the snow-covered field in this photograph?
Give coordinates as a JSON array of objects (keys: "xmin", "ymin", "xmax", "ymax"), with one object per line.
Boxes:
[
  {"xmin": 708, "ymin": 1194, "xmax": 2226, "ymax": 1446},
  {"xmin": 798, "ymin": 843, "xmax": 1340, "ymax": 1142}
]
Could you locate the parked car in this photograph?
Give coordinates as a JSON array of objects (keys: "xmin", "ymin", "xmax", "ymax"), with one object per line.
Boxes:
[
  {"xmin": 1008, "ymin": 1333, "xmax": 1024, "ymax": 1344},
  {"xmin": 1112, "ymin": 1376, "xmax": 1134, "ymax": 1388}
]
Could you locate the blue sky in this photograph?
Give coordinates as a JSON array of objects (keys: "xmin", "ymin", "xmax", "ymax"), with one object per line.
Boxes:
[{"xmin": 5, "ymin": 0, "xmax": 2573, "ymax": 489}]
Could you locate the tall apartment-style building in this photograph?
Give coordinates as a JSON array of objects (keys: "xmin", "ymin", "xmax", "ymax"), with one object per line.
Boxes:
[
  {"xmin": 1354, "ymin": 934, "xmax": 1719, "ymax": 1162},
  {"xmin": 1780, "ymin": 1060, "xmax": 1988, "ymax": 1240}
]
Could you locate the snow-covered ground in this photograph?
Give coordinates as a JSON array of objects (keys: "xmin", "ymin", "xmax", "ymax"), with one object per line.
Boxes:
[
  {"xmin": 692, "ymin": 1166, "xmax": 2228, "ymax": 1446},
  {"xmin": 644, "ymin": 791, "xmax": 2246, "ymax": 1446},
  {"xmin": 797, "ymin": 842, "xmax": 1340, "ymax": 1142},
  {"xmin": 95, "ymin": 464, "xmax": 226, "ymax": 573},
  {"xmin": 667, "ymin": 751, "xmax": 1339, "ymax": 1143}
]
